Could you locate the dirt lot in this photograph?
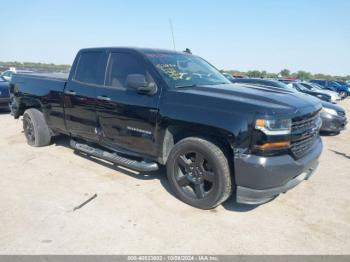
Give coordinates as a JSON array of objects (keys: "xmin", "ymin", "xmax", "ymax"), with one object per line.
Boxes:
[{"xmin": 0, "ymin": 100, "xmax": 350, "ymax": 255}]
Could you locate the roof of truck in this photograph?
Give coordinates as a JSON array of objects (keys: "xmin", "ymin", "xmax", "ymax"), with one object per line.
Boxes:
[{"xmin": 79, "ymin": 47, "xmax": 187, "ymax": 55}]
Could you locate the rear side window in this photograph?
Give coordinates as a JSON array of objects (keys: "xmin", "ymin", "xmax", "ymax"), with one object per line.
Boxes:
[
  {"xmin": 106, "ymin": 52, "xmax": 152, "ymax": 88},
  {"xmin": 74, "ymin": 51, "xmax": 105, "ymax": 85}
]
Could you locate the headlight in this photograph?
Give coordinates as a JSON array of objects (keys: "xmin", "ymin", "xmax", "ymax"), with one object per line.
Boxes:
[
  {"xmin": 255, "ymin": 118, "xmax": 292, "ymax": 135},
  {"xmin": 322, "ymin": 107, "xmax": 337, "ymax": 116}
]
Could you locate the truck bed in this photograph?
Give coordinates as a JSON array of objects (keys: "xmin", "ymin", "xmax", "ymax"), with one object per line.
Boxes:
[
  {"xmin": 17, "ymin": 72, "xmax": 69, "ymax": 80},
  {"xmin": 11, "ymin": 73, "xmax": 67, "ymax": 97},
  {"xmin": 10, "ymin": 73, "xmax": 68, "ymax": 132}
]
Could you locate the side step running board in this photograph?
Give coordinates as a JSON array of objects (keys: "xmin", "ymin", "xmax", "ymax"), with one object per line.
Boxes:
[{"xmin": 70, "ymin": 140, "xmax": 159, "ymax": 172}]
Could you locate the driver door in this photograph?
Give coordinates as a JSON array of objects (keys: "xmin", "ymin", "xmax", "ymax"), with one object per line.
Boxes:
[{"xmin": 95, "ymin": 51, "xmax": 161, "ymax": 157}]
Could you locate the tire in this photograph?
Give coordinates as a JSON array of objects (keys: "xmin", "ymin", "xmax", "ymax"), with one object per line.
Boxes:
[
  {"xmin": 166, "ymin": 137, "xmax": 232, "ymax": 209},
  {"xmin": 339, "ymin": 91, "xmax": 347, "ymax": 99},
  {"xmin": 23, "ymin": 108, "xmax": 51, "ymax": 147}
]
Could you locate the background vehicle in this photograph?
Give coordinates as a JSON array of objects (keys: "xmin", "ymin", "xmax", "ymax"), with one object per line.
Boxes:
[
  {"xmin": 0, "ymin": 76, "xmax": 10, "ymax": 111},
  {"xmin": 1, "ymin": 70, "xmax": 15, "ymax": 82},
  {"xmin": 299, "ymin": 82, "xmax": 340, "ymax": 103},
  {"xmin": 9, "ymin": 47, "xmax": 323, "ymax": 209},
  {"xmin": 231, "ymin": 78, "xmax": 293, "ymax": 89},
  {"xmin": 310, "ymin": 80, "xmax": 350, "ymax": 98},
  {"xmin": 222, "ymin": 72, "xmax": 236, "ymax": 82},
  {"xmin": 288, "ymin": 82, "xmax": 332, "ymax": 102},
  {"xmin": 232, "ymin": 78, "xmax": 347, "ymax": 135},
  {"xmin": 335, "ymin": 80, "xmax": 350, "ymax": 88},
  {"xmin": 320, "ymin": 101, "xmax": 347, "ymax": 134},
  {"xmin": 1, "ymin": 69, "xmax": 34, "ymax": 82},
  {"xmin": 278, "ymin": 79, "xmax": 295, "ymax": 84}
]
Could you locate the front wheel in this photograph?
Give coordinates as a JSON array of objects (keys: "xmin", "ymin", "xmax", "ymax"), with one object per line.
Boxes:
[
  {"xmin": 166, "ymin": 137, "xmax": 232, "ymax": 209},
  {"xmin": 339, "ymin": 91, "xmax": 347, "ymax": 99}
]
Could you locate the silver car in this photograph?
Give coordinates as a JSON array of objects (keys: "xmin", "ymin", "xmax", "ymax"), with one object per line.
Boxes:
[{"xmin": 300, "ymin": 82, "xmax": 341, "ymax": 103}]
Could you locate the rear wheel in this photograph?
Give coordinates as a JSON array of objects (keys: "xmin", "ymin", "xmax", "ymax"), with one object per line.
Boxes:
[
  {"xmin": 23, "ymin": 109, "xmax": 52, "ymax": 147},
  {"xmin": 166, "ymin": 137, "xmax": 232, "ymax": 209}
]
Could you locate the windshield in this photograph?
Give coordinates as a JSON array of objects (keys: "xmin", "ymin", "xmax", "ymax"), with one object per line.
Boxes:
[
  {"xmin": 293, "ymin": 83, "xmax": 310, "ymax": 92},
  {"xmin": 273, "ymin": 81, "xmax": 294, "ymax": 90},
  {"xmin": 144, "ymin": 52, "xmax": 230, "ymax": 88},
  {"xmin": 330, "ymin": 81, "xmax": 341, "ymax": 87},
  {"xmin": 301, "ymin": 83, "xmax": 318, "ymax": 91},
  {"xmin": 309, "ymin": 83, "xmax": 324, "ymax": 90}
]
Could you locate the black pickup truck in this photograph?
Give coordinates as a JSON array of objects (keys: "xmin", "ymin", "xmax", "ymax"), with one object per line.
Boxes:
[{"xmin": 9, "ymin": 47, "xmax": 323, "ymax": 209}]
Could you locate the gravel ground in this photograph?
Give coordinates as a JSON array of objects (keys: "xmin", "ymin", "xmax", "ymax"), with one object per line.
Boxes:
[{"xmin": 0, "ymin": 100, "xmax": 349, "ymax": 255}]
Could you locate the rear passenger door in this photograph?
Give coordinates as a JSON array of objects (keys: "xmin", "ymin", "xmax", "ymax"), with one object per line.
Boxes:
[
  {"xmin": 64, "ymin": 50, "xmax": 108, "ymax": 141},
  {"xmin": 95, "ymin": 51, "xmax": 161, "ymax": 157}
]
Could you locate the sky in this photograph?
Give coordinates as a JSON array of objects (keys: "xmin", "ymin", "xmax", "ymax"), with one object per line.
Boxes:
[{"xmin": 1, "ymin": 0, "xmax": 349, "ymax": 75}]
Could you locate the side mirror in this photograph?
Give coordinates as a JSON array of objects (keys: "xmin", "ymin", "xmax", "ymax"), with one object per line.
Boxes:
[{"xmin": 125, "ymin": 74, "xmax": 157, "ymax": 95}]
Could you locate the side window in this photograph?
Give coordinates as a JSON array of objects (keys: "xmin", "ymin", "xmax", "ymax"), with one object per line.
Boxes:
[
  {"xmin": 74, "ymin": 51, "xmax": 105, "ymax": 85},
  {"xmin": 106, "ymin": 52, "xmax": 153, "ymax": 88}
]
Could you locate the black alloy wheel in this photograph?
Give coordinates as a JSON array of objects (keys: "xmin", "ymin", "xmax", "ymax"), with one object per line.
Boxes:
[
  {"xmin": 166, "ymin": 137, "xmax": 232, "ymax": 209},
  {"xmin": 175, "ymin": 150, "xmax": 215, "ymax": 199}
]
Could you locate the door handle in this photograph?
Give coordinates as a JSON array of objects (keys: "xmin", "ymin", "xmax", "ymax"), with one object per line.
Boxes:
[
  {"xmin": 65, "ymin": 90, "xmax": 77, "ymax": 95},
  {"xmin": 97, "ymin": 96, "xmax": 111, "ymax": 101}
]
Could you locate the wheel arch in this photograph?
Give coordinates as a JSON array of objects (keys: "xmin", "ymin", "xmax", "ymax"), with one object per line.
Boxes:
[
  {"xmin": 13, "ymin": 96, "xmax": 43, "ymax": 118},
  {"xmin": 158, "ymin": 124, "xmax": 235, "ymax": 167}
]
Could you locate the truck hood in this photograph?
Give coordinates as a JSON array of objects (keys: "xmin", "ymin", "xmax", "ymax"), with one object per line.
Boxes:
[{"xmin": 171, "ymin": 83, "xmax": 322, "ymax": 117}]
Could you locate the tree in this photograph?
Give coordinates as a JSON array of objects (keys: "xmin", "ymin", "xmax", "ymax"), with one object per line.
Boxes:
[
  {"xmin": 296, "ymin": 70, "xmax": 312, "ymax": 80},
  {"xmin": 280, "ymin": 69, "xmax": 291, "ymax": 78},
  {"xmin": 266, "ymin": 72, "xmax": 278, "ymax": 78},
  {"xmin": 247, "ymin": 70, "xmax": 262, "ymax": 78}
]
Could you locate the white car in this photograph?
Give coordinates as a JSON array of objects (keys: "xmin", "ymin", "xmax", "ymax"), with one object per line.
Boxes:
[
  {"xmin": 1, "ymin": 68, "xmax": 34, "ymax": 82},
  {"xmin": 300, "ymin": 82, "xmax": 341, "ymax": 103},
  {"xmin": 0, "ymin": 69, "xmax": 15, "ymax": 81}
]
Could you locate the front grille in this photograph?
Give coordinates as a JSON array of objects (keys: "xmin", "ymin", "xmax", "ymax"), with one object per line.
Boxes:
[
  {"xmin": 291, "ymin": 133, "xmax": 318, "ymax": 159},
  {"xmin": 337, "ymin": 111, "xmax": 346, "ymax": 117},
  {"xmin": 290, "ymin": 112, "xmax": 321, "ymax": 159}
]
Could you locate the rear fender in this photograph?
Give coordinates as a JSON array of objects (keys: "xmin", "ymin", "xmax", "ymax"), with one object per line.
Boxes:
[{"xmin": 12, "ymin": 96, "xmax": 43, "ymax": 118}]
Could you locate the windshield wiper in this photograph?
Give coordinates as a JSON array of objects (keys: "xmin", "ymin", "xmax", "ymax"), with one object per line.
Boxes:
[{"xmin": 175, "ymin": 84, "xmax": 197, "ymax": 88}]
